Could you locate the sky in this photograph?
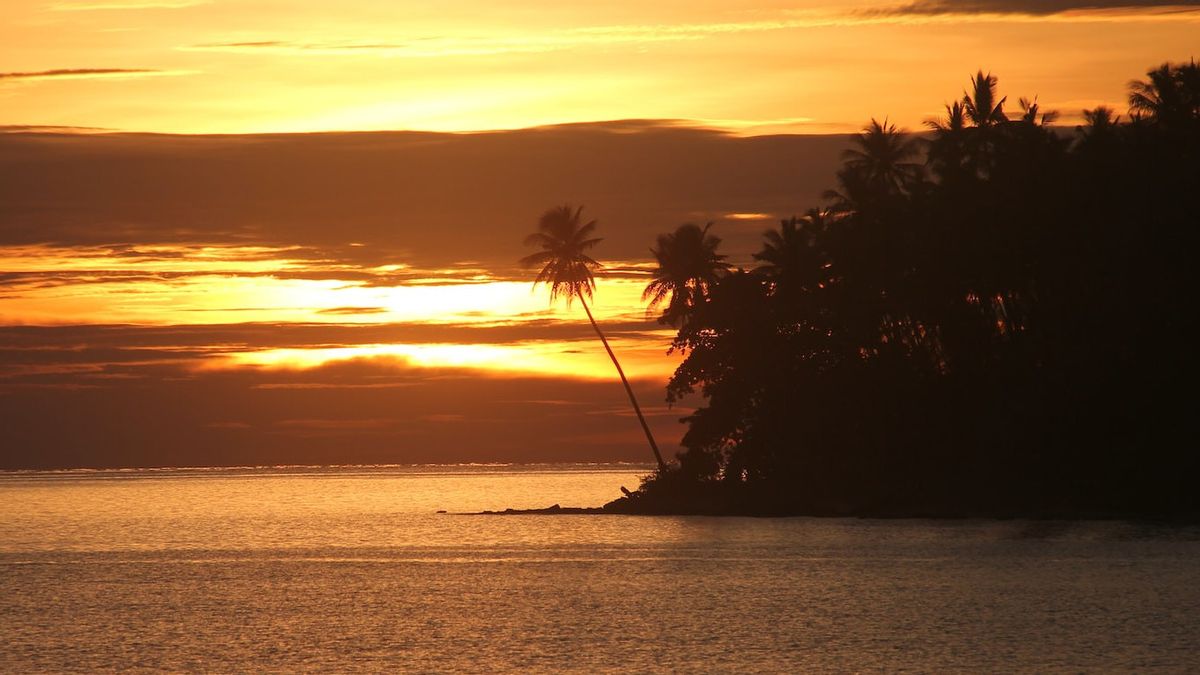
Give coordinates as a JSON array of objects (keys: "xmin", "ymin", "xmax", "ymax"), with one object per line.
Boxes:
[
  {"xmin": 0, "ymin": 126, "xmax": 846, "ymax": 468},
  {"xmin": 1, "ymin": 0, "xmax": 1198, "ymax": 468},
  {"xmin": 1, "ymin": 0, "xmax": 1198, "ymax": 134}
]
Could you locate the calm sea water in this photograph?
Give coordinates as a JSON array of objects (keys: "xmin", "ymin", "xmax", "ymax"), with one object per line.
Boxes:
[{"xmin": 1, "ymin": 465, "xmax": 1198, "ymax": 672}]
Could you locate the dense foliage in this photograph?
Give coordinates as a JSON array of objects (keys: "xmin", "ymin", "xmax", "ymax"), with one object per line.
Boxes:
[{"xmin": 625, "ymin": 61, "xmax": 1200, "ymax": 517}]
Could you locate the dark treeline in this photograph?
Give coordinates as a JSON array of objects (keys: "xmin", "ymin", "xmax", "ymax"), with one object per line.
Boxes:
[{"xmin": 620, "ymin": 61, "xmax": 1200, "ymax": 517}]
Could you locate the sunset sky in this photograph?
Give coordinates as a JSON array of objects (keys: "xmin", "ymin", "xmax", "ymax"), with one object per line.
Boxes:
[
  {"xmin": 1, "ymin": 125, "xmax": 840, "ymax": 467},
  {"xmin": 2, "ymin": 0, "xmax": 1198, "ymax": 468},
  {"xmin": 2, "ymin": 0, "xmax": 1198, "ymax": 134}
]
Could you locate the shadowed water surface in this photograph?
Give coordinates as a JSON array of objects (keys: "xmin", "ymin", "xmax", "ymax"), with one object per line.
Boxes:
[{"xmin": 2, "ymin": 465, "xmax": 1198, "ymax": 672}]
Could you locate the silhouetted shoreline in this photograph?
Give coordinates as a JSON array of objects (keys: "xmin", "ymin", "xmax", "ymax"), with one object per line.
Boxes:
[{"xmin": 472, "ymin": 494, "xmax": 1200, "ymax": 521}]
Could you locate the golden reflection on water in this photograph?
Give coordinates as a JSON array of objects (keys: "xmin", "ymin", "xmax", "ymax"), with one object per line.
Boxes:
[
  {"xmin": 2, "ymin": 468, "xmax": 1199, "ymax": 672},
  {"xmin": 0, "ymin": 466, "xmax": 652, "ymax": 552}
]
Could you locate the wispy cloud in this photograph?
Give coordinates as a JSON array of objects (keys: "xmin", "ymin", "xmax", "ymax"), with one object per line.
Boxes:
[
  {"xmin": 48, "ymin": 0, "xmax": 207, "ymax": 10},
  {"xmin": 182, "ymin": 20, "xmax": 874, "ymax": 58},
  {"xmin": 274, "ymin": 418, "xmax": 398, "ymax": 430},
  {"xmin": 0, "ymin": 68, "xmax": 182, "ymax": 82},
  {"xmin": 317, "ymin": 306, "xmax": 388, "ymax": 316},
  {"xmin": 184, "ymin": 8, "xmax": 1200, "ymax": 59},
  {"xmin": 183, "ymin": 22, "xmax": 825, "ymax": 58},
  {"xmin": 182, "ymin": 38, "xmax": 552, "ymax": 58},
  {"xmin": 0, "ymin": 124, "xmax": 110, "ymax": 133}
]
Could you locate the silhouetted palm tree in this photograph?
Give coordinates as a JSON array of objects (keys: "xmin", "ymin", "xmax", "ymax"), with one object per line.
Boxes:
[
  {"xmin": 839, "ymin": 118, "xmax": 922, "ymax": 199},
  {"xmin": 1017, "ymin": 96, "xmax": 1058, "ymax": 127},
  {"xmin": 1179, "ymin": 59, "xmax": 1200, "ymax": 116},
  {"xmin": 755, "ymin": 218, "xmax": 807, "ymax": 275},
  {"xmin": 1129, "ymin": 60, "xmax": 1200, "ymax": 127},
  {"xmin": 802, "ymin": 206, "xmax": 839, "ymax": 234},
  {"xmin": 955, "ymin": 71, "xmax": 1012, "ymax": 176},
  {"xmin": 928, "ymin": 101, "xmax": 967, "ymax": 135},
  {"xmin": 1129, "ymin": 63, "xmax": 1180, "ymax": 121},
  {"xmin": 925, "ymin": 101, "xmax": 969, "ymax": 181},
  {"xmin": 643, "ymin": 222, "xmax": 728, "ymax": 327},
  {"xmin": 1078, "ymin": 106, "xmax": 1120, "ymax": 141},
  {"xmin": 963, "ymin": 71, "xmax": 1008, "ymax": 128},
  {"xmin": 753, "ymin": 208, "xmax": 835, "ymax": 296},
  {"xmin": 521, "ymin": 204, "xmax": 667, "ymax": 470},
  {"xmin": 1084, "ymin": 105, "xmax": 1119, "ymax": 126}
]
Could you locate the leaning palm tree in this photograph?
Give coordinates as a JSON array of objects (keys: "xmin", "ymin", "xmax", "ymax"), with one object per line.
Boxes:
[
  {"xmin": 521, "ymin": 204, "xmax": 667, "ymax": 470},
  {"xmin": 643, "ymin": 222, "xmax": 728, "ymax": 327}
]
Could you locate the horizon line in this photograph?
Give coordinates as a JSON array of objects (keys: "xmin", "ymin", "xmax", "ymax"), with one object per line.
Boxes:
[{"xmin": 0, "ymin": 118, "xmax": 878, "ymax": 139}]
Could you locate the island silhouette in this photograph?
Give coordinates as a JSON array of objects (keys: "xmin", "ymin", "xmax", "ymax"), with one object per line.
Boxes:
[{"xmin": 517, "ymin": 59, "xmax": 1200, "ymax": 518}]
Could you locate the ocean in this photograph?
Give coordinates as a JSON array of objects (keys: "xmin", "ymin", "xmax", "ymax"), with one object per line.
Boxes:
[{"xmin": 2, "ymin": 465, "xmax": 1198, "ymax": 672}]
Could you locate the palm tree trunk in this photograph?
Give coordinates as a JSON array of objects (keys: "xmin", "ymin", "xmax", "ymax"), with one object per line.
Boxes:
[{"xmin": 578, "ymin": 296, "xmax": 667, "ymax": 470}]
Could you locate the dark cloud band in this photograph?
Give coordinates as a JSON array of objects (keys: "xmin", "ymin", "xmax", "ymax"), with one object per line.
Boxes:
[
  {"xmin": 878, "ymin": 0, "xmax": 1200, "ymax": 14},
  {"xmin": 0, "ymin": 68, "xmax": 159, "ymax": 81}
]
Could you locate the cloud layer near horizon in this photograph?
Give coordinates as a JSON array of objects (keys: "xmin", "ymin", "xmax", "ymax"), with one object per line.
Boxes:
[
  {"xmin": 0, "ymin": 324, "xmax": 683, "ymax": 469},
  {"xmin": 0, "ymin": 125, "xmax": 830, "ymax": 468},
  {"xmin": 0, "ymin": 124, "xmax": 847, "ymax": 270},
  {"xmin": 877, "ymin": 0, "xmax": 1200, "ymax": 14}
]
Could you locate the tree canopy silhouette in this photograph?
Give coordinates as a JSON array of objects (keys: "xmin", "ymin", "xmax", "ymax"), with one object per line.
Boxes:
[
  {"xmin": 643, "ymin": 222, "xmax": 728, "ymax": 327},
  {"xmin": 611, "ymin": 60, "xmax": 1200, "ymax": 517}
]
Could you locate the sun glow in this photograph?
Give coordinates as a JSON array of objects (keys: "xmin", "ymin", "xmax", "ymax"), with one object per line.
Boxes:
[
  {"xmin": 210, "ymin": 337, "xmax": 678, "ymax": 381},
  {"xmin": 4, "ymin": 0, "xmax": 1198, "ymax": 134},
  {"xmin": 0, "ymin": 244, "xmax": 653, "ymax": 326},
  {"xmin": 0, "ymin": 275, "xmax": 651, "ymax": 325},
  {"xmin": 0, "ymin": 242, "xmax": 678, "ymax": 382}
]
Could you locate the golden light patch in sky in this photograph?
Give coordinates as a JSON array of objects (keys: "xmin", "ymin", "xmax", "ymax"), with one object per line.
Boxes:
[
  {"xmin": 0, "ymin": 242, "xmax": 678, "ymax": 383},
  {"xmin": 0, "ymin": 244, "xmax": 656, "ymax": 326},
  {"xmin": 0, "ymin": 275, "xmax": 648, "ymax": 326},
  {"xmin": 1, "ymin": 0, "xmax": 1198, "ymax": 134},
  {"xmin": 209, "ymin": 335, "xmax": 679, "ymax": 381}
]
